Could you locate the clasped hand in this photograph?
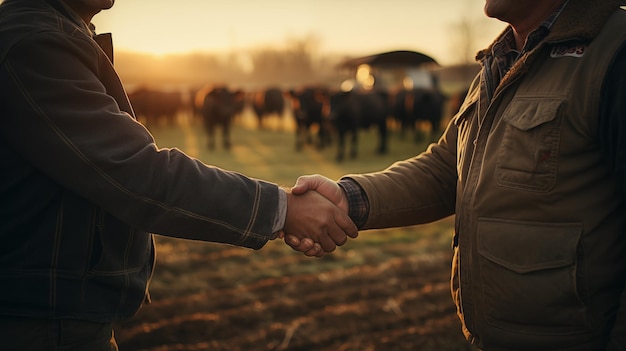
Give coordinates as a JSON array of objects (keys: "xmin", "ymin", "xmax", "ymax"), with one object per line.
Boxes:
[{"xmin": 280, "ymin": 175, "xmax": 357, "ymax": 257}]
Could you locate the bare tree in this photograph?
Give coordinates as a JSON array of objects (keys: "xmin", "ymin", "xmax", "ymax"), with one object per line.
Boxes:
[{"xmin": 448, "ymin": 0, "xmax": 483, "ymax": 65}]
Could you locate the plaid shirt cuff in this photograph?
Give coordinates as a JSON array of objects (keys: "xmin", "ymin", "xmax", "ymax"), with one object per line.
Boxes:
[{"xmin": 338, "ymin": 178, "xmax": 369, "ymax": 229}]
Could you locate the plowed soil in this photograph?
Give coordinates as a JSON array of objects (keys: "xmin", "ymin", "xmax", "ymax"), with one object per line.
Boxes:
[{"xmin": 114, "ymin": 223, "xmax": 475, "ymax": 351}]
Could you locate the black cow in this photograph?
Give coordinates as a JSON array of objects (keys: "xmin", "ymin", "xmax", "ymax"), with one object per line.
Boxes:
[
  {"xmin": 251, "ymin": 87, "xmax": 285, "ymax": 129},
  {"xmin": 328, "ymin": 90, "xmax": 389, "ymax": 162},
  {"xmin": 128, "ymin": 87, "xmax": 183, "ymax": 129},
  {"xmin": 288, "ymin": 87, "xmax": 332, "ymax": 151},
  {"xmin": 390, "ymin": 88, "xmax": 446, "ymax": 142},
  {"xmin": 196, "ymin": 86, "xmax": 245, "ymax": 150}
]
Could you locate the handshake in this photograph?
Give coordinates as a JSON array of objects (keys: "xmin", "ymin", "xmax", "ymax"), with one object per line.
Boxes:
[{"xmin": 279, "ymin": 174, "xmax": 358, "ymax": 257}]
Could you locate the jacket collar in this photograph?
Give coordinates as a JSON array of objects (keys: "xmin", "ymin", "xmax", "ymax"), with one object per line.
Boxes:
[
  {"xmin": 42, "ymin": 0, "xmax": 93, "ymax": 36},
  {"xmin": 477, "ymin": 0, "xmax": 622, "ymax": 61},
  {"xmin": 41, "ymin": 0, "xmax": 114, "ymax": 62},
  {"xmin": 547, "ymin": 0, "xmax": 623, "ymax": 42},
  {"xmin": 476, "ymin": 0, "xmax": 622, "ymax": 94}
]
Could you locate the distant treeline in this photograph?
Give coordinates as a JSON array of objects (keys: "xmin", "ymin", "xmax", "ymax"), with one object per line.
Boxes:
[{"xmin": 114, "ymin": 42, "xmax": 349, "ymax": 91}]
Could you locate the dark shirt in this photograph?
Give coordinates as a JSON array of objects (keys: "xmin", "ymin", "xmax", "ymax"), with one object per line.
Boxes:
[{"xmin": 491, "ymin": 1, "xmax": 567, "ymax": 84}]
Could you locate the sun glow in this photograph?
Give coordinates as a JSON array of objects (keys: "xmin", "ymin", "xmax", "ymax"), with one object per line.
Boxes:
[
  {"xmin": 356, "ymin": 64, "xmax": 375, "ymax": 90},
  {"xmin": 92, "ymin": 0, "xmax": 503, "ymax": 65}
]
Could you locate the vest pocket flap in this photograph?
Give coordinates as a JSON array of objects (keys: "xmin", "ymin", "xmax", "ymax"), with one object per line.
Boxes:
[
  {"xmin": 477, "ymin": 218, "xmax": 582, "ymax": 274},
  {"xmin": 502, "ymin": 96, "xmax": 565, "ymax": 131}
]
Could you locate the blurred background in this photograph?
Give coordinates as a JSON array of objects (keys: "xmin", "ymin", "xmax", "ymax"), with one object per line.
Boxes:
[{"xmin": 94, "ymin": 0, "xmax": 505, "ymax": 92}]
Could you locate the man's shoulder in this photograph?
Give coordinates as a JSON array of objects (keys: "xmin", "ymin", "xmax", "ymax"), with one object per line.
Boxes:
[
  {"xmin": 0, "ymin": 0, "xmax": 91, "ymax": 62},
  {"xmin": 0, "ymin": 0, "xmax": 62, "ymax": 32}
]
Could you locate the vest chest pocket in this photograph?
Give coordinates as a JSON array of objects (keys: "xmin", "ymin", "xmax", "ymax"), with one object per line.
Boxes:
[{"xmin": 496, "ymin": 96, "xmax": 564, "ymax": 192}]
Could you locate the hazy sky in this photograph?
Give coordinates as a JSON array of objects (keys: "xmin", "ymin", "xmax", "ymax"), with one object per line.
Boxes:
[{"xmin": 94, "ymin": 0, "xmax": 507, "ymax": 65}]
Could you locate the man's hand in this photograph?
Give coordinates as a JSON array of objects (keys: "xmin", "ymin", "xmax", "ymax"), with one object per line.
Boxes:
[
  {"xmin": 283, "ymin": 187, "xmax": 357, "ymax": 257},
  {"xmin": 291, "ymin": 174, "xmax": 350, "ymax": 214},
  {"xmin": 282, "ymin": 175, "xmax": 358, "ymax": 256}
]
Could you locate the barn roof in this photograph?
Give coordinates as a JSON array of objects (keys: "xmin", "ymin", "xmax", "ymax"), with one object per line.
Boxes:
[{"xmin": 338, "ymin": 50, "xmax": 439, "ymax": 69}]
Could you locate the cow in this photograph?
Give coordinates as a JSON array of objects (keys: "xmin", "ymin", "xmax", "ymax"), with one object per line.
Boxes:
[
  {"xmin": 195, "ymin": 86, "xmax": 245, "ymax": 150},
  {"xmin": 128, "ymin": 87, "xmax": 183, "ymax": 129},
  {"xmin": 389, "ymin": 88, "xmax": 446, "ymax": 142},
  {"xmin": 288, "ymin": 86, "xmax": 332, "ymax": 151},
  {"xmin": 251, "ymin": 87, "xmax": 285, "ymax": 129},
  {"xmin": 328, "ymin": 89, "xmax": 389, "ymax": 162}
]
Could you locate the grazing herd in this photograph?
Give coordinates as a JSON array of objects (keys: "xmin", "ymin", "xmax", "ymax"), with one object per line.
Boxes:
[{"xmin": 127, "ymin": 84, "xmax": 465, "ymax": 161}]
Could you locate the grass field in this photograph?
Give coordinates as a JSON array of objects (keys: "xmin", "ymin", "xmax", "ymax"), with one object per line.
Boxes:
[{"xmin": 113, "ymin": 109, "xmax": 474, "ymax": 351}]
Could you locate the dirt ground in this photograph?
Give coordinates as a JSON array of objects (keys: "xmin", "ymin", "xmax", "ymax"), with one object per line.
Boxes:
[{"xmin": 113, "ymin": 229, "xmax": 476, "ymax": 351}]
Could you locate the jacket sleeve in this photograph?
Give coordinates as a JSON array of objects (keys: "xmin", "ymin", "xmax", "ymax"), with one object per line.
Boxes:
[
  {"xmin": 0, "ymin": 30, "xmax": 278, "ymax": 249},
  {"xmin": 344, "ymin": 119, "xmax": 458, "ymax": 229}
]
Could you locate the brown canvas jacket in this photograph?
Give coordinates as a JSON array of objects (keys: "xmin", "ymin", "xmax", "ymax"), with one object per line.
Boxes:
[{"xmin": 346, "ymin": 0, "xmax": 626, "ymax": 349}]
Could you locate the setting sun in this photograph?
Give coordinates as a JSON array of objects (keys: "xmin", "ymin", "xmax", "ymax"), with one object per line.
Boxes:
[{"xmin": 94, "ymin": 0, "xmax": 505, "ymax": 65}]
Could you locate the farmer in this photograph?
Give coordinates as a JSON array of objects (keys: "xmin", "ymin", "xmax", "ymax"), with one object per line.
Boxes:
[
  {"xmin": 0, "ymin": 0, "xmax": 356, "ymax": 349},
  {"xmin": 289, "ymin": 0, "xmax": 626, "ymax": 349}
]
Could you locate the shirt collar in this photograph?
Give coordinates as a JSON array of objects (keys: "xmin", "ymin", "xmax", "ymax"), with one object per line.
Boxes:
[
  {"xmin": 494, "ymin": 1, "xmax": 569, "ymax": 56},
  {"xmin": 491, "ymin": 1, "xmax": 569, "ymax": 78}
]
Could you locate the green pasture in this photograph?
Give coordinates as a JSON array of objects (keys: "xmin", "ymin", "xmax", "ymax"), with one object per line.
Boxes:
[{"xmin": 150, "ymin": 111, "xmax": 435, "ymax": 184}]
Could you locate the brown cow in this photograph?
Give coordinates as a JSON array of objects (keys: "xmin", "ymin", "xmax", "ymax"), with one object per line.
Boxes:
[
  {"xmin": 128, "ymin": 86, "xmax": 183, "ymax": 129},
  {"xmin": 287, "ymin": 86, "xmax": 332, "ymax": 151},
  {"xmin": 251, "ymin": 87, "xmax": 285, "ymax": 129},
  {"xmin": 196, "ymin": 86, "xmax": 245, "ymax": 150}
]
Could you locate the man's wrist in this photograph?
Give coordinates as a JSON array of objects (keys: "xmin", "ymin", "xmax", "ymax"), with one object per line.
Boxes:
[{"xmin": 338, "ymin": 178, "xmax": 369, "ymax": 228}]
